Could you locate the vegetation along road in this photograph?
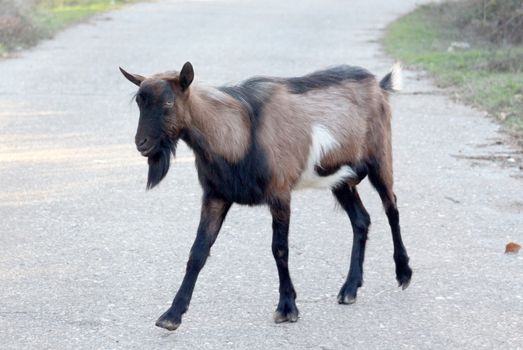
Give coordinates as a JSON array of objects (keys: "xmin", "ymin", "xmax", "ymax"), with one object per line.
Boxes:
[{"xmin": 0, "ymin": 0, "xmax": 522, "ymax": 348}]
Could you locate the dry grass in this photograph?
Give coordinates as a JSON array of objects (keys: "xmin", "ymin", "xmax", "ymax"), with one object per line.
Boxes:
[{"xmin": 0, "ymin": 0, "xmax": 39, "ymax": 52}]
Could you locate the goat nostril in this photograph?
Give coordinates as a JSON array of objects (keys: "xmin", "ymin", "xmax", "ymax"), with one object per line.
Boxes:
[{"xmin": 137, "ymin": 138, "xmax": 148, "ymax": 147}]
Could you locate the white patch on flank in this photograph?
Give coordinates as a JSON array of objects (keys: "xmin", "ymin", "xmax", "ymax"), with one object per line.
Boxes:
[
  {"xmin": 390, "ymin": 62, "xmax": 403, "ymax": 91},
  {"xmin": 295, "ymin": 124, "xmax": 356, "ymax": 190}
]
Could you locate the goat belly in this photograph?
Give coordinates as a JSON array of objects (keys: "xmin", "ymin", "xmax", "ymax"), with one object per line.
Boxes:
[{"xmin": 294, "ymin": 124, "xmax": 357, "ymax": 190}]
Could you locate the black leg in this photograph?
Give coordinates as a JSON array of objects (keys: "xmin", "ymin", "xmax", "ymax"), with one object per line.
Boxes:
[
  {"xmin": 333, "ymin": 185, "xmax": 371, "ymax": 304},
  {"xmin": 385, "ymin": 201, "xmax": 412, "ymax": 288},
  {"xmin": 155, "ymin": 195, "xmax": 231, "ymax": 331},
  {"xmin": 269, "ymin": 195, "xmax": 299, "ymax": 323},
  {"xmin": 367, "ymin": 161, "xmax": 412, "ymax": 289}
]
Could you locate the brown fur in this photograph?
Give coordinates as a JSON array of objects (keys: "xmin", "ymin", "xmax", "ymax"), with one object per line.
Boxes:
[
  {"xmin": 127, "ymin": 68, "xmax": 393, "ymax": 196},
  {"xmin": 187, "ymin": 87, "xmax": 251, "ymax": 162},
  {"xmin": 258, "ymin": 78, "xmax": 392, "ymax": 193},
  {"xmin": 134, "ymin": 72, "xmax": 250, "ymax": 163},
  {"xmin": 167, "ymin": 83, "xmax": 251, "ymax": 163}
]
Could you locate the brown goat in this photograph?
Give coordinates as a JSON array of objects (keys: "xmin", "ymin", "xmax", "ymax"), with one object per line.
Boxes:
[{"xmin": 120, "ymin": 62, "xmax": 412, "ymax": 331}]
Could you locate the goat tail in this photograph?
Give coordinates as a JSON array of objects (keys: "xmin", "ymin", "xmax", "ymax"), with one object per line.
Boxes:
[{"xmin": 379, "ymin": 62, "xmax": 402, "ymax": 93}]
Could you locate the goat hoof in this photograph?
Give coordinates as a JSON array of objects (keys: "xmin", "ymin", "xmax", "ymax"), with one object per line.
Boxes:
[
  {"xmin": 400, "ymin": 280, "xmax": 410, "ymax": 290},
  {"xmin": 274, "ymin": 310, "xmax": 299, "ymax": 323},
  {"xmin": 337, "ymin": 294, "xmax": 357, "ymax": 305},
  {"xmin": 155, "ymin": 310, "xmax": 181, "ymax": 331},
  {"xmin": 396, "ymin": 265, "xmax": 412, "ymax": 290},
  {"xmin": 273, "ymin": 300, "xmax": 299, "ymax": 323},
  {"xmin": 337, "ymin": 283, "xmax": 358, "ymax": 304}
]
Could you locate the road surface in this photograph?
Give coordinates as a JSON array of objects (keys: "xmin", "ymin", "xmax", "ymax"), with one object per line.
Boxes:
[{"xmin": 1, "ymin": 0, "xmax": 522, "ymax": 348}]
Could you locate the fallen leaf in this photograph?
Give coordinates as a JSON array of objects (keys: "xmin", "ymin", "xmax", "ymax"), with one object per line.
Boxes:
[{"xmin": 505, "ymin": 242, "xmax": 521, "ymax": 254}]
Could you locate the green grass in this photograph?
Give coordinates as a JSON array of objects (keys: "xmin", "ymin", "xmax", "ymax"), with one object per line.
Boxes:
[
  {"xmin": 0, "ymin": 0, "xmax": 140, "ymax": 54},
  {"xmin": 32, "ymin": 0, "xmax": 137, "ymax": 34},
  {"xmin": 383, "ymin": 4, "xmax": 523, "ymax": 138}
]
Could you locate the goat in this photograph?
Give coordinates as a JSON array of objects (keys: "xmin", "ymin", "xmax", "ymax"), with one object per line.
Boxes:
[{"xmin": 120, "ymin": 62, "xmax": 412, "ymax": 331}]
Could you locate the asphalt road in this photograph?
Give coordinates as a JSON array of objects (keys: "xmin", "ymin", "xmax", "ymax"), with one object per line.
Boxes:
[{"xmin": 1, "ymin": 0, "xmax": 522, "ymax": 349}]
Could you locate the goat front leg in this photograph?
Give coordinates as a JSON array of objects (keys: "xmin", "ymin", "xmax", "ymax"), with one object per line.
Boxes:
[
  {"xmin": 269, "ymin": 195, "xmax": 299, "ymax": 323},
  {"xmin": 155, "ymin": 195, "xmax": 231, "ymax": 331}
]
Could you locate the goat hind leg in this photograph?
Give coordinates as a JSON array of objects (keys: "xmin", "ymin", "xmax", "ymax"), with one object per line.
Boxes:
[
  {"xmin": 367, "ymin": 160, "xmax": 412, "ymax": 289},
  {"xmin": 333, "ymin": 185, "xmax": 370, "ymax": 304}
]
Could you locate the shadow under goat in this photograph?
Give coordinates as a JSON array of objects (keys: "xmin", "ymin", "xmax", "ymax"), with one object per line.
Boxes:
[{"xmin": 120, "ymin": 62, "xmax": 412, "ymax": 331}]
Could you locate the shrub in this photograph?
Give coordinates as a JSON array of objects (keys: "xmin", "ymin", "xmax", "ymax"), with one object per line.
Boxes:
[
  {"xmin": 0, "ymin": 0, "xmax": 39, "ymax": 49},
  {"xmin": 452, "ymin": 0, "xmax": 523, "ymax": 45}
]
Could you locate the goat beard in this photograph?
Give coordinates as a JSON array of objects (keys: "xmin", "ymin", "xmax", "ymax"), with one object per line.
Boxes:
[{"xmin": 146, "ymin": 139, "xmax": 177, "ymax": 190}]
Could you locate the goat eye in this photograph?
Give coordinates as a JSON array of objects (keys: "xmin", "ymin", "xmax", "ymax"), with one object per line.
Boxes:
[{"xmin": 164, "ymin": 101, "xmax": 174, "ymax": 108}]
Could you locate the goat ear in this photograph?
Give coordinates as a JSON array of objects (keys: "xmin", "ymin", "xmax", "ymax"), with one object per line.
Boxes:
[
  {"xmin": 179, "ymin": 62, "xmax": 194, "ymax": 91},
  {"xmin": 119, "ymin": 67, "xmax": 145, "ymax": 86}
]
